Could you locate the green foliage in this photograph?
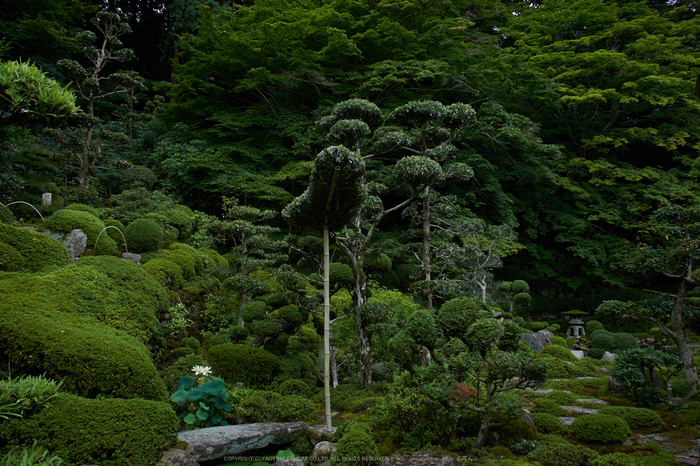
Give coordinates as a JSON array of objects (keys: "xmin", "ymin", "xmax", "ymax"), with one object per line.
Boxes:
[
  {"xmin": 163, "ymin": 354, "xmax": 208, "ymax": 391},
  {"xmin": 171, "ymin": 371, "xmax": 232, "ymax": 428},
  {"xmin": 202, "ymin": 294, "xmax": 238, "ymax": 331},
  {"xmin": 527, "ymin": 442, "xmax": 599, "ymax": 466},
  {"xmin": 539, "ymin": 355, "xmax": 599, "ymax": 379},
  {"xmin": 330, "ymin": 421, "xmax": 379, "ymax": 466},
  {"xmin": 0, "ymin": 441, "xmax": 65, "ymax": 466},
  {"xmin": 0, "ymin": 242, "xmax": 22, "ymax": 272},
  {"xmin": 65, "ymin": 203, "xmax": 100, "ymax": 218},
  {"xmin": 160, "ymin": 243, "xmax": 203, "ymax": 279},
  {"xmin": 0, "ymin": 60, "xmax": 78, "ymax": 127},
  {"xmin": 540, "ymin": 345, "xmax": 577, "ymax": 362},
  {"xmin": 104, "ymin": 189, "xmax": 176, "ymax": 224},
  {"xmin": 571, "ymin": 414, "xmax": 631, "ymax": 443},
  {"xmin": 614, "ymin": 333, "xmax": 639, "ymax": 351},
  {"xmin": 241, "ymin": 300, "xmax": 270, "ymax": 323},
  {"xmin": 277, "ymin": 379, "xmax": 311, "ymax": 397},
  {"xmin": 545, "ymin": 390, "xmax": 576, "ymax": 406},
  {"xmin": 2, "ymin": 393, "xmax": 177, "ymax": 466},
  {"xmin": 0, "ymin": 375, "xmax": 62, "ymax": 419},
  {"xmin": 0, "ymin": 205, "xmax": 14, "ymax": 224},
  {"xmin": 207, "ymin": 343, "xmax": 279, "ymax": 387},
  {"xmin": 438, "ymin": 297, "xmax": 492, "ymax": 338},
  {"xmin": 586, "ymin": 320, "xmax": 605, "ymax": 334},
  {"xmin": 42, "ymin": 209, "xmax": 118, "ymax": 255},
  {"xmin": 532, "ymin": 398, "xmax": 567, "ymax": 417},
  {"xmin": 102, "ymin": 218, "xmax": 125, "ymax": 245},
  {"xmin": 236, "ymin": 390, "xmax": 316, "ymax": 424},
  {"xmin": 591, "ymin": 453, "xmax": 640, "ymax": 466},
  {"xmin": 531, "ymin": 412, "xmax": 566, "ymax": 434},
  {"xmin": 141, "ymin": 258, "xmax": 185, "ymax": 290},
  {"xmin": 598, "ymin": 406, "xmax": 662, "ymax": 429},
  {"xmin": 0, "ymin": 223, "xmax": 69, "ymax": 272},
  {"xmin": 165, "ymin": 205, "xmax": 195, "ymax": 241},
  {"xmin": 124, "ymin": 218, "xmax": 164, "ymax": 252},
  {"xmin": 590, "ymin": 330, "xmax": 616, "ymax": 352}
]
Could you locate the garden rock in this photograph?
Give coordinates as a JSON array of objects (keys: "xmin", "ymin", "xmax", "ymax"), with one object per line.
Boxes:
[
  {"xmin": 576, "ymin": 398, "xmax": 608, "ymax": 405},
  {"xmin": 157, "ymin": 448, "xmax": 200, "ymax": 466},
  {"xmin": 601, "ymin": 351, "xmax": 616, "ymax": 361},
  {"xmin": 560, "ymin": 406, "xmax": 599, "ymax": 415},
  {"xmin": 676, "ymin": 456, "xmax": 700, "ymax": 466},
  {"xmin": 310, "ymin": 441, "xmax": 336, "ymax": 462},
  {"xmin": 559, "ymin": 417, "xmax": 576, "ymax": 426},
  {"xmin": 122, "ymin": 252, "xmax": 141, "ymax": 265},
  {"xmin": 521, "ymin": 330, "xmax": 554, "ymax": 352},
  {"xmin": 309, "ymin": 423, "xmax": 337, "ymax": 442},
  {"xmin": 608, "ymin": 374, "xmax": 631, "ymax": 393},
  {"xmin": 571, "ymin": 350, "xmax": 585, "ymax": 359},
  {"xmin": 63, "ymin": 229, "xmax": 88, "ymax": 261},
  {"xmin": 521, "ymin": 409, "xmax": 536, "ymax": 432},
  {"xmin": 177, "ymin": 422, "xmax": 309, "ymax": 462},
  {"xmin": 381, "ymin": 451, "xmax": 455, "ymax": 466}
]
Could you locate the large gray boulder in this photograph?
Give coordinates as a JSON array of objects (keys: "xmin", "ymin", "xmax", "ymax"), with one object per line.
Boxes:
[
  {"xmin": 381, "ymin": 451, "xmax": 455, "ymax": 466},
  {"xmin": 157, "ymin": 448, "xmax": 199, "ymax": 466},
  {"xmin": 63, "ymin": 229, "xmax": 88, "ymax": 261},
  {"xmin": 310, "ymin": 441, "xmax": 336, "ymax": 463},
  {"xmin": 521, "ymin": 329, "xmax": 554, "ymax": 352},
  {"xmin": 177, "ymin": 422, "xmax": 309, "ymax": 462}
]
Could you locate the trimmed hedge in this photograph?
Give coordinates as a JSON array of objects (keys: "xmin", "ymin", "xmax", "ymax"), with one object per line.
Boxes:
[
  {"xmin": 438, "ymin": 297, "xmax": 492, "ymax": 338},
  {"xmin": 124, "ymin": 218, "xmax": 163, "ymax": 252},
  {"xmin": 65, "ymin": 203, "xmax": 101, "ymax": 218},
  {"xmin": 237, "ymin": 390, "xmax": 317, "ymax": 424},
  {"xmin": 527, "ymin": 442, "xmax": 599, "ymax": 466},
  {"xmin": 572, "ymin": 414, "xmax": 631, "ymax": 443},
  {"xmin": 1, "ymin": 393, "xmax": 177, "ymax": 466},
  {"xmin": 207, "ymin": 343, "xmax": 279, "ymax": 387},
  {"xmin": 0, "ymin": 205, "xmax": 15, "ymax": 223},
  {"xmin": 159, "ymin": 243, "xmax": 203, "ymax": 279},
  {"xmin": 0, "ymin": 223, "xmax": 70, "ymax": 272},
  {"xmin": 42, "ymin": 209, "xmax": 118, "ymax": 255},
  {"xmin": 532, "ymin": 412, "xmax": 567, "ymax": 434},
  {"xmin": 598, "ymin": 406, "xmax": 662, "ymax": 429},
  {"xmin": 0, "ymin": 242, "xmax": 23, "ymax": 271},
  {"xmin": 141, "ymin": 257, "xmax": 185, "ymax": 291}
]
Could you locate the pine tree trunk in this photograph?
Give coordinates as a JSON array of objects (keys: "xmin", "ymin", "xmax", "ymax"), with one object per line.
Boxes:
[{"xmin": 421, "ymin": 186, "xmax": 432, "ymax": 309}]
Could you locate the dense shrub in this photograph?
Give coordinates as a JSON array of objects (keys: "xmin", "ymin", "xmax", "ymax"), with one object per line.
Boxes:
[
  {"xmin": 614, "ymin": 332, "xmax": 638, "ymax": 351},
  {"xmin": 162, "ymin": 353, "xmax": 209, "ymax": 391},
  {"xmin": 540, "ymin": 345, "xmax": 577, "ymax": 362},
  {"xmin": 586, "ymin": 320, "xmax": 605, "ymax": 334},
  {"xmin": 236, "ymin": 390, "xmax": 317, "ymax": 424},
  {"xmin": 590, "ymin": 330, "xmax": 616, "ymax": 352},
  {"xmin": 165, "ymin": 205, "xmax": 194, "ymax": 241},
  {"xmin": 65, "ymin": 203, "xmax": 101, "ymax": 218},
  {"xmin": 2, "ymin": 393, "xmax": 177, "ymax": 466},
  {"xmin": 141, "ymin": 258, "xmax": 185, "ymax": 290},
  {"xmin": 588, "ymin": 348, "xmax": 607, "ymax": 359},
  {"xmin": 533, "ymin": 398, "xmax": 567, "ymax": 417},
  {"xmin": 331, "ymin": 421, "xmax": 379, "ymax": 466},
  {"xmin": 104, "ymin": 188, "xmax": 175, "ymax": 224},
  {"xmin": 438, "ymin": 297, "xmax": 492, "ymax": 338},
  {"xmin": 532, "ymin": 412, "xmax": 566, "ymax": 434},
  {"xmin": 241, "ymin": 300, "xmax": 270, "ymax": 322},
  {"xmin": 179, "ymin": 337, "xmax": 201, "ymax": 350},
  {"xmin": 0, "ymin": 242, "xmax": 23, "ymax": 272},
  {"xmin": 277, "ymin": 379, "xmax": 312, "ymax": 396},
  {"xmin": 124, "ymin": 218, "xmax": 163, "ymax": 252},
  {"xmin": 160, "ymin": 243, "xmax": 203, "ymax": 279},
  {"xmin": 540, "ymin": 355, "xmax": 599, "ymax": 379},
  {"xmin": 527, "ymin": 442, "xmax": 599, "ymax": 466},
  {"xmin": 546, "ymin": 390, "xmax": 576, "ymax": 405},
  {"xmin": 42, "ymin": 209, "xmax": 118, "ymax": 255},
  {"xmin": 0, "ymin": 223, "xmax": 70, "ymax": 272},
  {"xmin": 598, "ymin": 406, "xmax": 662, "ymax": 429},
  {"xmin": 207, "ymin": 343, "xmax": 279, "ymax": 387},
  {"xmin": 171, "ymin": 346, "xmax": 194, "ymax": 359},
  {"xmin": 200, "ymin": 247, "xmax": 229, "ymax": 269},
  {"xmin": 591, "ymin": 453, "xmax": 640, "ymax": 466},
  {"xmin": 0, "ymin": 205, "xmax": 14, "ymax": 223},
  {"xmin": 572, "ymin": 414, "xmax": 631, "ymax": 443}
]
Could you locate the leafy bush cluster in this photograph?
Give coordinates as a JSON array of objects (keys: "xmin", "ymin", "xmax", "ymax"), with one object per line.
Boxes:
[
  {"xmin": 571, "ymin": 414, "xmax": 631, "ymax": 443},
  {"xmin": 0, "ymin": 223, "xmax": 70, "ymax": 272}
]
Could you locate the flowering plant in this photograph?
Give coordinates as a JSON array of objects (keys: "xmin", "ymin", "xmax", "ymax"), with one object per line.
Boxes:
[{"xmin": 170, "ymin": 366, "xmax": 232, "ymax": 429}]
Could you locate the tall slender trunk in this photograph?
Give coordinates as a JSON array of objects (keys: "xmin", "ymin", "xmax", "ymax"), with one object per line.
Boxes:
[
  {"xmin": 659, "ymin": 277, "xmax": 698, "ymax": 392},
  {"xmin": 323, "ymin": 226, "xmax": 332, "ymax": 431},
  {"xmin": 422, "ymin": 186, "xmax": 432, "ymax": 309}
]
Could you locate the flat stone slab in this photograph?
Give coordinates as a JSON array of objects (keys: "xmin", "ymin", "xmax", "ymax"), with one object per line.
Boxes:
[
  {"xmin": 676, "ymin": 455, "xmax": 700, "ymax": 465},
  {"xmin": 560, "ymin": 405, "xmax": 599, "ymax": 415},
  {"xmin": 559, "ymin": 417, "xmax": 576, "ymax": 426},
  {"xmin": 532, "ymin": 389, "xmax": 572, "ymax": 396},
  {"xmin": 576, "ymin": 398, "xmax": 608, "ymax": 405},
  {"xmin": 571, "ymin": 350, "xmax": 585, "ymax": 359},
  {"xmin": 178, "ymin": 422, "xmax": 308, "ymax": 462}
]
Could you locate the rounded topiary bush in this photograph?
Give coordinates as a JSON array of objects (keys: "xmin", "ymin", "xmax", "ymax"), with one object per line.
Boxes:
[
  {"xmin": 0, "ymin": 223, "xmax": 70, "ymax": 272},
  {"xmin": 532, "ymin": 412, "xmax": 567, "ymax": 434},
  {"xmin": 124, "ymin": 218, "xmax": 163, "ymax": 252},
  {"xmin": 159, "ymin": 243, "xmax": 203, "ymax": 279},
  {"xmin": 588, "ymin": 347, "xmax": 607, "ymax": 359},
  {"xmin": 65, "ymin": 203, "xmax": 101, "ymax": 218},
  {"xmin": 586, "ymin": 320, "xmax": 605, "ymax": 334},
  {"xmin": 533, "ymin": 398, "xmax": 567, "ymax": 417},
  {"xmin": 331, "ymin": 421, "xmax": 379, "ymax": 466},
  {"xmin": 590, "ymin": 330, "xmax": 616, "ymax": 352},
  {"xmin": 540, "ymin": 344, "xmax": 577, "ymax": 362},
  {"xmin": 598, "ymin": 406, "xmax": 662, "ymax": 429},
  {"xmin": 200, "ymin": 247, "xmax": 229, "ymax": 269},
  {"xmin": 2, "ymin": 393, "xmax": 177, "ymax": 466},
  {"xmin": 277, "ymin": 378, "xmax": 312, "ymax": 397},
  {"xmin": 527, "ymin": 442, "xmax": 599, "ymax": 466},
  {"xmin": 546, "ymin": 390, "xmax": 577, "ymax": 405},
  {"xmin": 162, "ymin": 353, "xmax": 209, "ymax": 390},
  {"xmin": 165, "ymin": 205, "xmax": 194, "ymax": 241},
  {"xmin": 591, "ymin": 452, "xmax": 639, "ymax": 466},
  {"xmin": 614, "ymin": 332, "xmax": 639, "ymax": 351},
  {"xmin": 207, "ymin": 343, "xmax": 279, "ymax": 387},
  {"xmin": 42, "ymin": 209, "xmax": 118, "ymax": 255},
  {"xmin": 241, "ymin": 300, "xmax": 270, "ymax": 323},
  {"xmin": 0, "ymin": 242, "xmax": 23, "ymax": 272},
  {"xmin": 179, "ymin": 336, "xmax": 201, "ymax": 350},
  {"xmin": 572, "ymin": 414, "xmax": 631, "ymax": 443},
  {"xmin": 141, "ymin": 258, "xmax": 184, "ymax": 290}
]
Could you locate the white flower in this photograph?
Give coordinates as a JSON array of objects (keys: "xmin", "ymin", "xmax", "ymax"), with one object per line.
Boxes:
[{"xmin": 191, "ymin": 365, "xmax": 212, "ymax": 377}]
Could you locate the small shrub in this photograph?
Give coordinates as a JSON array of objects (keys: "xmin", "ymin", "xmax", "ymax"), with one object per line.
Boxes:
[
  {"xmin": 162, "ymin": 354, "xmax": 208, "ymax": 391},
  {"xmin": 42, "ymin": 209, "xmax": 118, "ymax": 255},
  {"xmin": 532, "ymin": 412, "xmax": 566, "ymax": 434},
  {"xmin": 102, "ymin": 218, "xmax": 125, "ymax": 245},
  {"xmin": 277, "ymin": 379, "xmax": 311, "ymax": 397},
  {"xmin": 540, "ymin": 345, "xmax": 577, "ymax": 362},
  {"xmin": 236, "ymin": 390, "xmax": 316, "ymax": 424},
  {"xmin": 207, "ymin": 343, "xmax": 279, "ymax": 387},
  {"xmin": 171, "ymin": 346, "xmax": 194, "ymax": 359},
  {"xmin": 141, "ymin": 258, "xmax": 184, "ymax": 290},
  {"xmin": 545, "ymin": 390, "xmax": 576, "ymax": 405},
  {"xmin": 65, "ymin": 203, "xmax": 100, "ymax": 218},
  {"xmin": 124, "ymin": 218, "xmax": 163, "ymax": 252},
  {"xmin": 438, "ymin": 297, "xmax": 491, "ymax": 338},
  {"xmin": 614, "ymin": 332, "xmax": 638, "ymax": 351},
  {"xmin": 0, "ymin": 205, "xmax": 15, "ymax": 223},
  {"xmin": 331, "ymin": 421, "xmax": 379, "ymax": 466},
  {"xmin": 588, "ymin": 347, "xmax": 607, "ymax": 359},
  {"xmin": 590, "ymin": 330, "xmax": 616, "ymax": 352},
  {"xmin": 0, "ymin": 242, "xmax": 23, "ymax": 272},
  {"xmin": 551, "ymin": 335, "xmax": 567, "ymax": 346},
  {"xmin": 202, "ymin": 331, "xmax": 230, "ymax": 348},
  {"xmin": 241, "ymin": 300, "xmax": 270, "ymax": 322},
  {"xmin": 533, "ymin": 398, "xmax": 567, "ymax": 417},
  {"xmin": 598, "ymin": 406, "xmax": 662, "ymax": 429},
  {"xmin": 586, "ymin": 320, "xmax": 605, "ymax": 334},
  {"xmin": 179, "ymin": 337, "xmax": 201, "ymax": 350},
  {"xmin": 0, "ymin": 223, "xmax": 70, "ymax": 272},
  {"xmin": 527, "ymin": 442, "xmax": 598, "ymax": 466},
  {"xmin": 2, "ymin": 393, "xmax": 177, "ymax": 466},
  {"xmin": 571, "ymin": 414, "xmax": 631, "ymax": 443},
  {"xmin": 591, "ymin": 452, "xmax": 640, "ymax": 466},
  {"xmin": 159, "ymin": 243, "xmax": 203, "ymax": 279}
]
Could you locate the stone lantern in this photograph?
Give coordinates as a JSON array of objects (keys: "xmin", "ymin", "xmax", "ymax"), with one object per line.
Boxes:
[{"xmin": 563, "ymin": 310, "xmax": 588, "ymax": 338}]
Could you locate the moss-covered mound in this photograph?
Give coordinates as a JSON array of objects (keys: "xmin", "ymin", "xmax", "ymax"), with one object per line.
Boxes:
[
  {"xmin": 0, "ymin": 223, "xmax": 70, "ymax": 272},
  {"xmin": 124, "ymin": 218, "xmax": 163, "ymax": 252},
  {"xmin": 0, "ymin": 242, "xmax": 23, "ymax": 272},
  {"xmin": 141, "ymin": 257, "xmax": 185, "ymax": 290},
  {"xmin": 159, "ymin": 243, "xmax": 203, "ymax": 279},
  {"xmin": 0, "ymin": 205, "xmax": 15, "ymax": 223},
  {"xmin": 42, "ymin": 209, "xmax": 118, "ymax": 255},
  {"xmin": 1, "ymin": 393, "xmax": 177, "ymax": 466},
  {"xmin": 207, "ymin": 343, "xmax": 279, "ymax": 387}
]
